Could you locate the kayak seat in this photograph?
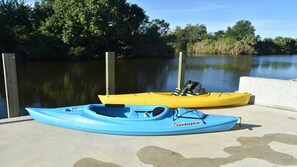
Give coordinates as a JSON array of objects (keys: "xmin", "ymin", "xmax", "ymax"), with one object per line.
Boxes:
[{"xmin": 153, "ymin": 107, "xmax": 165, "ymax": 117}]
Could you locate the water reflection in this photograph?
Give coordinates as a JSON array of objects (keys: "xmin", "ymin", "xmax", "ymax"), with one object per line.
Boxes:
[
  {"xmin": 251, "ymin": 55, "xmax": 297, "ymax": 79},
  {"xmin": 0, "ymin": 55, "xmax": 297, "ymax": 118},
  {"xmin": 0, "ymin": 95, "xmax": 7, "ymax": 118},
  {"xmin": 181, "ymin": 56, "xmax": 253, "ymax": 92},
  {"xmin": 17, "ymin": 61, "xmax": 105, "ymax": 110},
  {"xmin": 115, "ymin": 58, "xmax": 175, "ymax": 93}
]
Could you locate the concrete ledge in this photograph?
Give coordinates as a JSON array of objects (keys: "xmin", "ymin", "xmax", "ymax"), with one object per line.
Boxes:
[{"xmin": 239, "ymin": 76, "xmax": 297, "ymax": 112}]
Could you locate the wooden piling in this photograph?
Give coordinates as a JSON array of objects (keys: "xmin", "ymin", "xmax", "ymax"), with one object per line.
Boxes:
[
  {"xmin": 177, "ymin": 52, "xmax": 186, "ymax": 89},
  {"xmin": 105, "ymin": 52, "xmax": 115, "ymax": 95},
  {"xmin": 2, "ymin": 53, "xmax": 19, "ymax": 118}
]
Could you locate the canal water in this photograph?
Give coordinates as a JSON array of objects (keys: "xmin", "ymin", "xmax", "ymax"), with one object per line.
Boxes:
[{"xmin": 1, "ymin": 55, "xmax": 297, "ymax": 118}]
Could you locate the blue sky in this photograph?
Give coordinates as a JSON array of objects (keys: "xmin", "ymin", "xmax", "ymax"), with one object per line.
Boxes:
[{"xmin": 126, "ymin": 0, "xmax": 297, "ymax": 39}]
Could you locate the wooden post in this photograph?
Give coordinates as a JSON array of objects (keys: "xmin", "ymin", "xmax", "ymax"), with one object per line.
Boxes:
[
  {"xmin": 177, "ymin": 52, "xmax": 186, "ymax": 89},
  {"xmin": 2, "ymin": 53, "xmax": 19, "ymax": 118},
  {"xmin": 105, "ymin": 52, "xmax": 115, "ymax": 95}
]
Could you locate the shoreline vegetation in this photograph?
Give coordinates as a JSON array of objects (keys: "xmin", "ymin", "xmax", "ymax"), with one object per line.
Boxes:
[{"xmin": 1, "ymin": 0, "xmax": 297, "ymax": 60}]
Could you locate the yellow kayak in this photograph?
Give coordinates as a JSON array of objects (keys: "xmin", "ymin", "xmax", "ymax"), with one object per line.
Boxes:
[{"xmin": 98, "ymin": 92, "xmax": 251, "ymax": 108}]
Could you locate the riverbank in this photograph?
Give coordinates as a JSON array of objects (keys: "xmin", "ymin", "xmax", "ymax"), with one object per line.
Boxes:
[{"xmin": 0, "ymin": 105, "xmax": 296, "ymax": 167}]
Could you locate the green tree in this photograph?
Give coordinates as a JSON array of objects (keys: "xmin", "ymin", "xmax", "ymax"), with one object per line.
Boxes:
[
  {"xmin": 256, "ymin": 38, "xmax": 279, "ymax": 55},
  {"xmin": 40, "ymin": 0, "xmax": 147, "ymax": 59},
  {"xmin": 256, "ymin": 37, "xmax": 297, "ymax": 55},
  {"xmin": 225, "ymin": 20, "xmax": 256, "ymax": 41},
  {"xmin": 31, "ymin": 0, "xmax": 54, "ymax": 29},
  {"xmin": 135, "ymin": 18, "xmax": 174, "ymax": 57},
  {"xmin": 214, "ymin": 30, "xmax": 225, "ymax": 39},
  {"xmin": 188, "ymin": 20, "xmax": 257, "ymax": 55},
  {"xmin": 0, "ymin": 0, "xmax": 32, "ymax": 53},
  {"xmin": 140, "ymin": 19, "xmax": 170, "ymax": 36},
  {"xmin": 172, "ymin": 24, "xmax": 207, "ymax": 52},
  {"xmin": 273, "ymin": 37, "xmax": 297, "ymax": 54},
  {"xmin": 18, "ymin": 0, "xmax": 63, "ymax": 60}
]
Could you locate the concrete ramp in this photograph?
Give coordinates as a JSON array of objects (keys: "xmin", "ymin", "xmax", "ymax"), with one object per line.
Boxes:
[
  {"xmin": 239, "ymin": 76, "xmax": 297, "ymax": 112},
  {"xmin": 1, "ymin": 105, "xmax": 297, "ymax": 167}
]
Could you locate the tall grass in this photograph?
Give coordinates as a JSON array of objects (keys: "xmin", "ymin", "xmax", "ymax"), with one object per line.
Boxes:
[{"xmin": 188, "ymin": 38, "xmax": 256, "ymax": 55}]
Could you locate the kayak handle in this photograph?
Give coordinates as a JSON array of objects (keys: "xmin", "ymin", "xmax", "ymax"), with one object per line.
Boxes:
[{"xmin": 238, "ymin": 117, "xmax": 242, "ymax": 127}]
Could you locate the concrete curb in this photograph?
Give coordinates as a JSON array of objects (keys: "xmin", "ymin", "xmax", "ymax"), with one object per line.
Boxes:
[{"xmin": 239, "ymin": 76, "xmax": 297, "ymax": 112}]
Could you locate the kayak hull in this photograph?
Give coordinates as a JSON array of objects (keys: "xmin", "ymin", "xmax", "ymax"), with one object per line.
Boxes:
[
  {"xmin": 26, "ymin": 104, "xmax": 239, "ymax": 136},
  {"xmin": 98, "ymin": 92, "xmax": 251, "ymax": 108}
]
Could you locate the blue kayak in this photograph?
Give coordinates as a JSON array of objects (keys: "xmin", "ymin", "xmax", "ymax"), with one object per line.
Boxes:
[{"xmin": 26, "ymin": 104, "xmax": 240, "ymax": 136}]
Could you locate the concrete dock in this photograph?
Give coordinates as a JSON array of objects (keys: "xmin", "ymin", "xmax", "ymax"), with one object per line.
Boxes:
[{"xmin": 1, "ymin": 105, "xmax": 296, "ymax": 167}]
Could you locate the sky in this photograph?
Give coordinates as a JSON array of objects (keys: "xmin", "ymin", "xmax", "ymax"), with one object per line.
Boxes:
[{"xmin": 126, "ymin": 0, "xmax": 297, "ymax": 39}]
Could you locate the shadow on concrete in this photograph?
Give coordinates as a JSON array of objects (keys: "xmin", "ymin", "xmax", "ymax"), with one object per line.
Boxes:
[
  {"xmin": 137, "ymin": 133, "xmax": 297, "ymax": 167},
  {"xmin": 193, "ymin": 104, "xmax": 252, "ymax": 110},
  {"xmin": 231, "ymin": 123, "xmax": 262, "ymax": 131},
  {"xmin": 73, "ymin": 133, "xmax": 297, "ymax": 167},
  {"xmin": 0, "ymin": 118, "xmax": 33, "ymax": 125},
  {"xmin": 74, "ymin": 158, "xmax": 121, "ymax": 167}
]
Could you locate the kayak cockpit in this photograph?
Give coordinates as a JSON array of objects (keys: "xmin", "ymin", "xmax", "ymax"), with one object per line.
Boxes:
[{"xmin": 86, "ymin": 104, "xmax": 167, "ymax": 120}]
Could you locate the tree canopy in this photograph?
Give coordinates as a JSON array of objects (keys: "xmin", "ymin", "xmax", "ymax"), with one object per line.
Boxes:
[
  {"xmin": 39, "ymin": 0, "xmax": 148, "ymax": 58},
  {"xmin": 0, "ymin": 0, "xmax": 296, "ymax": 59},
  {"xmin": 172, "ymin": 24, "xmax": 207, "ymax": 52},
  {"xmin": 225, "ymin": 20, "xmax": 256, "ymax": 41},
  {"xmin": 0, "ymin": 0, "xmax": 174, "ymax": 59}
]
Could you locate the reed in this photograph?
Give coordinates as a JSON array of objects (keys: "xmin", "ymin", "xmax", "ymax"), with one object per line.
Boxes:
[{"xmin": 189, "ymin": 38, "xmax": 256, "ymax": 55}]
